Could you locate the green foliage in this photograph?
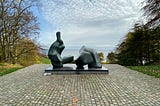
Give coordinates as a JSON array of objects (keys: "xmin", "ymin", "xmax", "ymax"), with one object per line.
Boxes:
[
  {"xmin": 127, "ymin": 65, "xmax": 160, "ymax": 78},
  {"xmin": 98, "ymin": 52, "xmax": 105, "ymax": 61},
  {"xmin": 115, "ymin": 0, "xmax": 160, "ymax": 66},
  {"xmin": 107, "ymin": 52, "xmax": 117, "ymax": 63},
  {"xmin": 40, "ymin": 56, "xmax": 51, "ymax": 64},
  {"xmin": 116, "ymin": 24, "xmax": 160, "ymax": 66}
]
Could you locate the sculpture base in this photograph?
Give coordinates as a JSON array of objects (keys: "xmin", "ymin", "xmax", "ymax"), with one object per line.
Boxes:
[{"xmin": 44, "ymin": 64, "xmax": 108, "ymax": 75}]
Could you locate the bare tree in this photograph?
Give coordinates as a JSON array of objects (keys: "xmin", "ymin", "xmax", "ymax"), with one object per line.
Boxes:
[{"xmin": 0, "ymin": 0, "xmax": 39, "ymax": 64}]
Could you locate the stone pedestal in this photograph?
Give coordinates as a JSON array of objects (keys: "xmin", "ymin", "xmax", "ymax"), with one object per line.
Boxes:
[{"xmin": 44, "ymin": 64, "xmax": 109, "ymax": 75}]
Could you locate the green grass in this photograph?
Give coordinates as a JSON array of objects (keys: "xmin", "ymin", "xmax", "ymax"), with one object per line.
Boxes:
[
  {"xmin": 0, "ymin": 63, "xmax": 23, "ymax": 76},
  {"xmin": 127, "ymin": 65, "xmax": 160, "ymax": 78},
  {"xmin": 0, "ymin": 68, "xmax": 22, "ymax": 76},
  {"xmin": 40, "ymin": 56, "xmax": 51, "ymax": 64}
]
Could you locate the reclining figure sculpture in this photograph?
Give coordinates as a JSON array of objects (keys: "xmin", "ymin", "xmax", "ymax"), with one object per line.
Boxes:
[
  {"xmin": 48, "ymin": 32, "xmax": 74, "ymax": 69},
  {"xmin": 48, "ymin": 32, "xmax": 102, "ymax": 70},
  {"xmin": 75, "ymin": 46, "xmax": 102, "ymax": 69}
]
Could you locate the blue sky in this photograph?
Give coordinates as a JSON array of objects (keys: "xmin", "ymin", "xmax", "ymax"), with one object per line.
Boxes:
[{"xmin": 33, "ymin": 0, "xmax": 145, "ymax": 55}]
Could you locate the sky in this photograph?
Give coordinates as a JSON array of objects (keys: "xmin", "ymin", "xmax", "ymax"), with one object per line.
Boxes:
[{"xmin": 33, "ymin": 0, "xmax": 145, "ymax": 56}]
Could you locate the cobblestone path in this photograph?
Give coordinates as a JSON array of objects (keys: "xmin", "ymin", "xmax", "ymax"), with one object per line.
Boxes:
[{"xmin": 0, "ymin": 64, "xmax": 160, "ymax": 106}]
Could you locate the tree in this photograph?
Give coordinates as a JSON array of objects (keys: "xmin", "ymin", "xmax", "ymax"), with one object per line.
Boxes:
[
  {"xmin": 142, "ymin": 0, "xmax": 160, "ymax": 64},
  {"xmin": 116, "ymin": 23, "xmax": 160, "ymax": 66},
  {"xmin": 0, "ymin": 0, "xmax": 39, "ymax": 65},
  {"xmin": 143, "ymin": 0, "xmax": 160, "ymax": 26},
  {"xmin": 98, "ymin": 52, "xmax": 105, "ymax": 61},
  {"xmin": 116, "ymin": 24, "xmax": 146, "ymax": 65},
  {"xmin": 16, "ymin": 38, "xmax": 41, "ymax": 66},
  {"xmin": 107, "ymin": 52, "xmax": 116, "ymax": 63},
  {"xmin": 116, "ymin": 31, "xmax": 141, "ymax": 66},
  {"xmin": 149, "ymin": 26, "xmax": 160, "ymax": 63},
  {"xmin": 114, "ymin": 0, "xmax": 160, "ymax": 66}
]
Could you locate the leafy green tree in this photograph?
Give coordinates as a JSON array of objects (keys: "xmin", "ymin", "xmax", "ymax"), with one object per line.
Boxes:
[
  {"xmin": 98, "ymin": 52, "xmax": 105, "ymax": 61},
  {"xmin": 115, "ymin": 0, "xmax": 160, "ymax": 66},
  {"xmin": 149, "ymin": 26, "xmax": 160, "ymax": 63},
  {"xmin": 107, "ymin": 52, "xmax": 116, "ymax": 63},
  {"xmin": 116, "ymin": 23, "xmax": 160, "ymax": 66},
  {"xmin": 116, "ymin": 31, "xmax": 141, "ymax": 66},
  {"xmin": 116, "ymin": 24, "xmax": 148, "ymax": 65}
]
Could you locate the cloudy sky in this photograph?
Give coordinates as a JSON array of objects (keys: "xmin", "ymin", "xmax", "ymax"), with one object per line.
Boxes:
[{"xmin": 35, "ymin": 0, "xmax": 145, "ymax": 55}]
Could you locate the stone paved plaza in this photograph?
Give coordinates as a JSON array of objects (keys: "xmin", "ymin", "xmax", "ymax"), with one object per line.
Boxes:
[{"xmin": 0, "ymin": 64, "xmax": 160, "ymax": 106}]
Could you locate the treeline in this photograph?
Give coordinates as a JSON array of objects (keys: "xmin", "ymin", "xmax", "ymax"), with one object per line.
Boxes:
[
  {"xmin": 0, "ymin": 0, "xmax": 40, "ymax": 66},
  {"xmin": 116, "ymin": 25, "xmax": 160, "ymax": 65},
  {"xmin": 107, "ymin": 0, "xmax": 160, "ymax": 66}
]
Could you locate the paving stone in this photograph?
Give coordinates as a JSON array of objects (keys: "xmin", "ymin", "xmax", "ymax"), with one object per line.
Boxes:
[{"xmin": 0, "ymin": 64, "xmax": 160, "ymax": 105}]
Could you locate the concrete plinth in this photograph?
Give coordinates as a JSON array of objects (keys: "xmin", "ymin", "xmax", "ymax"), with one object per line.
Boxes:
[{"xmin": 44, "ymin": 64, "xmax": 109, "ymax": 75}]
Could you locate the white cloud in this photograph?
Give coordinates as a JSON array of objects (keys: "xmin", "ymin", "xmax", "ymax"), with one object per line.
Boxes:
[{"xmin": 37, "ymin": 0, "xmax": 144, "ymax": 53}]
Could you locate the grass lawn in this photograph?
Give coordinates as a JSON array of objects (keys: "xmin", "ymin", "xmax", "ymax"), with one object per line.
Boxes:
[
  {"xmin": 0, "ymin": 56, "xmax": 50, "ymax": 76},
  {"xmin": 0, "ymin": 68, "xmax": 22, "ymax": 76},
  {"xmin": 127, "ymin": 65, "xmax": 160, "ymax": 78},
  {"xmin": 0, "ymin": 63, "xmax": 23, "ymax": 76}
]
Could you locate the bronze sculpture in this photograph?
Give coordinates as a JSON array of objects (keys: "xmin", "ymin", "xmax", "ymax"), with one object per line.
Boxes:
[
  {"xmin": 48, "ymin": 32, "xmax": 74, "ymax": 68},
  {"xmin": 45, "ymin": 32, "xmax": 108, "ymax": 75},
  {"xmin": 75, "ymin": 46, "xmax": 102, "ymax": 69},
  {"xmin": 48, "ymin": 32, "xmax": 102, "ymax": 70}
]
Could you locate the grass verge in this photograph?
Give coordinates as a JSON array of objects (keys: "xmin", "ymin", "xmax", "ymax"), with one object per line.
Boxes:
[
  {"xmin": 0, "ymin": 56, "xmax": 51, "ymax": 76},
  {"xmin": 127, "ymin": 65, "xmax": 160, "ymax": 78},
  {"xmin": 40, "ymin": 56, "xmax": 51, "ymax": 64},
  {"xmin": 0, "ymin": 68, "xmax": 22, "ymax": 76},
  {"xmin": 0, "ymin": 63, "xmax": 23, "ymax": 76}
]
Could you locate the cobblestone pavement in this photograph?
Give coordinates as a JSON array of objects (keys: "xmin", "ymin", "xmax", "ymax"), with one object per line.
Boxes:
[{"xmin": 0, "ymin": 64, "xmax": 160, "ymax": 106}]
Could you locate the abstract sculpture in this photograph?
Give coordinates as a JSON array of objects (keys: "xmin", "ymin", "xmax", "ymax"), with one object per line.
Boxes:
[
  {"xmin": 45, "ymin": 32, "xmax": 109, "ymax": 75},
  {"xmin": 75, "ymin": 46, "xmax": 102, "ymax": 69},
  {"xmin": 48, "ymin": 32, "xmax": 74, "ymax": 68}
]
